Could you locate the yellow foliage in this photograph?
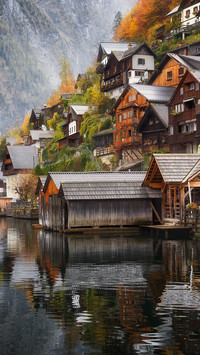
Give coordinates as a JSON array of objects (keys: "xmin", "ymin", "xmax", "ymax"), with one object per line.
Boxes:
[
  {"xmin": 22, "ymin": 112, "xmax": 31, "ymax": 135},
  {"xmin": 47, "ymin": 76, "xmax": 75, "ymax": 107}
]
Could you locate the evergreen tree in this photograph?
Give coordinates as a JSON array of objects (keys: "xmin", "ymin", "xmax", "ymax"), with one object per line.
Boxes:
[{"xmin": 113, "ymin": 11, "xmax": 123, "ymax": 32}]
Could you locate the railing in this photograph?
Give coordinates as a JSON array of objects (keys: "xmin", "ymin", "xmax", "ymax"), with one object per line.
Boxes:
[
  {"xmin": 95, "ymin": 146, "xmax": 114, "ymax": 156},
  {"xmin": 182, "ymin": 207, "xmax": 200, "ymax": 231}
]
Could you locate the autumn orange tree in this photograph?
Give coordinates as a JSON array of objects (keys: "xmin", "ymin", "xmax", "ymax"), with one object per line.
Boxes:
[
  {"xmin": 114, "ymin": 0, "xmax": 180, "ymax": 43},
  {"xmin": 47, "ymin": 56, "xmax": 75, "ymax": 107}
]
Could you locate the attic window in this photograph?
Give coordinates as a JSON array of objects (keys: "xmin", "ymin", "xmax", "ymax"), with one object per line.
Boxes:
[
  {"xmin": 138, "ymin": 58, "xmax": 145, "ymax": 65},
  {"xmin": 167, "ymin": 71, "xmax": 172, "ymax": 81},
  {"xmin": 179, "ymin": 67, "xmax": 184, "ymax": 77}
]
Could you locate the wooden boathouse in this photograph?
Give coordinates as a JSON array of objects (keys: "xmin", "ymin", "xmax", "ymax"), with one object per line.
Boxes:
[
  {"xmin": 143, "ymin": 154, "xmax": 200, "ymax": 222},
  {"xmin": 37, "ymin": 171, "xmax": 162, "ymax": 230}
]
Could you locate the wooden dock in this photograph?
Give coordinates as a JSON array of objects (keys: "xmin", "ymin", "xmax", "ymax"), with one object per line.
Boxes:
[{"xmin": 141, "ymin": 224, "xmax": 193, "ymax": 238}]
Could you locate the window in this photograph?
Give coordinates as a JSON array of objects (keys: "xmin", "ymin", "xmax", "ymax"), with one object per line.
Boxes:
[
  {"xmin": 123, "ymin": 112, "xmax": 127, "ymax": 120},
  {"xmin": 169, "ymin": 126, "xmax": 174, "ymax": 135},
  {"xmin": 115, "ymin": 133, "xmax": 119, "ymax": 142},
  {"xmin": 128, "ymin": 71, "xmax": 132, "ymax": 78},
  {"xmin": 128, "ymin": 94, "xmax": 136, "ymax": 102},
  {"xmin": 153, "ymin": 137, "xmax": 157, "ymax": 145},
  {"xmin": 135, "ymin": 71, "xmax": 144, "ymax": 77},
  {"xmin": 133, "ymin": 109, "xmax": 137, "ymax": 118},
  {"xmin": 175, "ymin": 104, "xmax": 184, "ymax": 113},
  {"xmin": 138, "ymin": 58, "xmax": 145, "ymax": 65},
  {"xmin": 185, "ymin": 9, "xmax": 190, "ymax": 18},
  {"xmin": 167, "ymin": 71, "xmax": 172, "ymax": 80},
  {"xmin": 180, "ymin": 87, "xmax": 184, "ymax": 95},
  {"xmin": 128, "ymin": 130, "xmax": 132, "ymax": 137},
  {"xmin": 179, "ymin": 67, "xmax": 184, "ymax": 76},
  {"xmin": 190, "ymin": 82, "xmax": 195, "ymax": 90},
  {"xmin": 196, "ymin": 83, "xmax": 199, "ymax": 91},
  {"xmin": 128, "ymin": 110, "xmax": 132, "ymax": 118},
  {"xmin": 149, "ymin": 118, "xmax": 154, "ymax": 125},
  {"xmin": 193, "ymin": 6, "xmax": 198, "ymax": 13},
  {"xmin": 118, "ymin": 114, "xmax": 122, "ymax": 123}
]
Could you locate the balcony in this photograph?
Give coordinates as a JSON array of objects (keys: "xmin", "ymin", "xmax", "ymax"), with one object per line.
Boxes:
[{"xmin": 101, "ymin": 77, "xmax": 124, "ymax": 92}]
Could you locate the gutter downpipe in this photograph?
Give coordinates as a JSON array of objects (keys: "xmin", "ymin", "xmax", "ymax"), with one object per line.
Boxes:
[{"xmin": 188, "ymin": 181, "xmax": 192, "ymax": 204}]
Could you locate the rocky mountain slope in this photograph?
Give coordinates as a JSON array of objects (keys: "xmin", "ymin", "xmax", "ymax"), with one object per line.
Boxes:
[{"xmin": 0, "ymin": 0, "xmax": 132, "ymax": 132}]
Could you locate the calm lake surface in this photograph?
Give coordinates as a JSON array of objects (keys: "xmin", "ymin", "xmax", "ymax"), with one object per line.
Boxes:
[{"xmin": 0, "ymin": 218, "xmax": 200, "ymax": 354}]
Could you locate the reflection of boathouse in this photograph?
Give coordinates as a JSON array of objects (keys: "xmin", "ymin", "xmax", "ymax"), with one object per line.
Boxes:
[{"xmin": 37, "ymin": 172, "xmax": 161, "ymax": 230}]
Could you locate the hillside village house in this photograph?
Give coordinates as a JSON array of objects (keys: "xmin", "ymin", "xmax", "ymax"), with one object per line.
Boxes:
[
  {"xmin": 168, "ymin": 69, "xmax": 200, "ymax": 153},
  {"xmin": 29, "ymin": 108, "xmax": 44, "ymax": 130},
  {"xmin": 27, "ymin": 130, "xmax": 55, "ymax": 164},
  {"xmin": 58, "ymin": 104, "xmax": 90, "ymax": 149},
  {"xmin": 97, "ymin": 43, "xmax": 155, "ymax": 98},
  {"xmin": 156, "ymin": 0, "xmax": 200, "ymax": 41},
  {"xmin": 112, "ymin": 84, "xmax": 175, "ymax": 167},
  {"xmin": 148, "ymin": 53, "xmax": 200, "ymax": 87},
  {"xmin": 137, "ymin": 104, "xmax": 169, "ymax": 154},
  {"xmin": 2, "ymin": 146, "xmax": 38, "ymax": 198}
]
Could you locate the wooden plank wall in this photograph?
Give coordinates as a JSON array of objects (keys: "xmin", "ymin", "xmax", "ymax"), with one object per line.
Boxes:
[{"xmin": 68, "ymin": 199, "xmax": 153, "ymax": 228}]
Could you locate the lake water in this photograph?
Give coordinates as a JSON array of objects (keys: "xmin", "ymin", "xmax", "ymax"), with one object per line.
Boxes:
[{"xmin": 0, "ymin": 217, "xmax": 200, "ymax": 354}]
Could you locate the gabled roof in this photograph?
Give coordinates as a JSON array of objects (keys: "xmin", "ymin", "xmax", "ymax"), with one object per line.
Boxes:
[
  {"xmin": 43, "ymin": 171, "xmax": 147, "ymax": 192},
  {"xmin": 148, "ymin": 53, "xmax": 200, "ymax": 85},
  {"xmin": 166, "ymin": 5, "xmax": 180, "ymax": 17},
  {"xmin": 97, "ymin": 42, "xmax": 137, "ymax": 62},
  {"xmin": 29, "ymin": 130, "xmax": 54, "ymax": 141},
  {"xmin": 137, "ymin": 104, "xmax": 169, "ymax": 133},
  {"xmin": 70, "ymin": 104, "xmax": 89, "ymax": 116},
  {"xmin": 121, "ymin": 43, "xmax": 156, "ymax": 60},
  {"xmin": 7, "ymin": 146, "xmax": 38, "ymax": 170},
  {"xmin": 182, "ymin": 160, "xmax": 200, "ymax": 183},
  {"xmin": 29, "ymin": 108, "xmax": 43, "ymax": 122},
  {"xmin": 92, "ymin": 128, "xmax": 113, "ymax": 138},
  {"xmin": 59, "ymin": 180, "xmax": 161, "ymax": 200},
  {"xmin": 112, "ymin": 84, "xmax": 175, "ymax": 111},
  {"xmin": 168, "ymin": 69, "xmax": 200, "ymax": 105},
  {"xmin": 144, "ymin": 154, "xmax": 200, "ymax": 185},
  {"xmin": 35, "ymin": 176, "xmax": 47, "ymax": 196},
  {"xmin": 129, "ymin": 84, "xmax": 175, "ymax": 103}
]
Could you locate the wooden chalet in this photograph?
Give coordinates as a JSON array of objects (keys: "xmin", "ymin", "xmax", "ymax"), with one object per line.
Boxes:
[
  {"xmin": 58, "ymin": 104, "xmax": 89, "ymax": 149},
  {"xmin": 148, "ymin": 53, "xmax": 200, "ymax": 87},
  {"xmin": 112, "ymin": 84, "xmax": 175, "ymax": 165},
  {"xmin": 97, "ymin": 42, "xmax": 136, "ymax": 64},
  {"xmin": 137, "ymin": 104, "xmax": 169, "ymax": 154},
  {"xmin": 143, "ymin": 154, "xmax": 200, "ymax": 222},
  {"xmin": 98, "ymin": 43, "xmax": 155, "ymax": 98},
  {"xmin": 29, "ymin": 109, "xmax": 44, "ymax": 130},
  {"xmin": 37, "ymin": 171, "xmax": 161, "ymax": 230},
  {"xmin": 41, "ymin": 102, "xmax": 61, "ymax": 122},
  {"xmin": 2, "ymin": 146, "xmax": 38, "ymax": 198},
  {"xmin": 168, "ymin": 70, "xmax": 200, "ymax": 153}
]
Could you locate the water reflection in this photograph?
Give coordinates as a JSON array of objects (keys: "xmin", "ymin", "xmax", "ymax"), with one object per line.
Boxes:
[{"xmin": 0, "ymin": 218, "xmax": 200, "ymax": 354}]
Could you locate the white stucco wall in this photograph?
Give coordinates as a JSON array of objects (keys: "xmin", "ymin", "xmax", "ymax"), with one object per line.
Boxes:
[
  {"xmin": 181, "ymin": 3, "xmax": 200, "ymax": 26},
  {"xmin": 132, "ymin": 55, "xmax": 154, "ymax": 71}
]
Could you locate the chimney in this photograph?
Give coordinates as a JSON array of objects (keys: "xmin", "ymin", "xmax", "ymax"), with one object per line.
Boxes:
[{"xmin": 128, "ymin": 43, "xmax": 132, "ymax": 49}]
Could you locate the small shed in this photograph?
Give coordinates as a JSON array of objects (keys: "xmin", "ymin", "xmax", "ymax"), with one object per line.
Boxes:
[
  {"xmin": 39, "ymin": 171, "xmax": 163, "ymax": 230},
  {"xmin": 58, "ymin": 180, "xmax": 161, "ymax": 229},
  {"xmin": 143, "ymin": 154, "xmax": 200, "ymax": 221}
]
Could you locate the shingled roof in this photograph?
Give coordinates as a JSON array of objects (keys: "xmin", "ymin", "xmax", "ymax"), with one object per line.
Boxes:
[
  {"xmin": 129, "ymin": 84, "xmax": 175, "ymax": 103},
  {"xmin": 59, "ymin": 181, "xmax": 161, "ymax": 200},
  {"xmin": 44, "ymin": 171, "xmax": 147, "ymax": 192},
  {"xmin": 7, "ymin": 146, "xmax": 38, "ymax": 170},
  {"xmin": 144, "ymin": 154, "xmax": 200, "ymax": 185}
]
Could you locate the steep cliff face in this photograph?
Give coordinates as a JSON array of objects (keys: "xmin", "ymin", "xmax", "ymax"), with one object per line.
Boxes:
[{"xmin": 0, "ymin": 0, "xmax": 132, "ymax": 132}]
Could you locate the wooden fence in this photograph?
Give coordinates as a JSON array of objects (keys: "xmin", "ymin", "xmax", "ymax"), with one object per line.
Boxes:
[
  {"xmin": 6, "ymin": 200, "xmax": 38, "ymax": 219},
  {"xmin": 182, "ymin": 207, "xmax": 200, "ymax": 231}
]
